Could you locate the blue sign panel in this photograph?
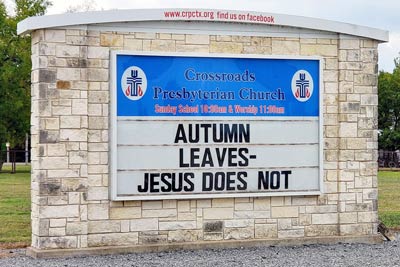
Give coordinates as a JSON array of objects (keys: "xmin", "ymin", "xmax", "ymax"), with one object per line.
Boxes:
[{"xmin": 115, "ymin": 54, "xmax": 320, "ymax": 117}]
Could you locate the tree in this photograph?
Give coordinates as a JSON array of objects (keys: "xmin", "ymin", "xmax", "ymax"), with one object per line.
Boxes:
[
  {"xmin": 378, "ymin": 55, "xmax": 400, "ymax": 150},
  {"xmin": 0, "ymin": 0, "xmax": 51, "ymax": 155},
  {"xmin": 66, "ymin": 0, "xmax": 97, "ymax": 13}
]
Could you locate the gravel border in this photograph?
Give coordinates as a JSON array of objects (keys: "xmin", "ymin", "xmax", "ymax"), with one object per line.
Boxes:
[{"xmin": 0, "ymin": 238, "xmax": 399, "ymax": 267}]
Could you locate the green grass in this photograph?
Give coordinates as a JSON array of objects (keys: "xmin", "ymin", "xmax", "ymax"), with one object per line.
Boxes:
[
  {"xmin": 378, "ymin": 171, "xmax": 400, "ymax": 228},
  {"xmin": 0, "ymin": 164, "xmax": 31, "ymax": 243}
]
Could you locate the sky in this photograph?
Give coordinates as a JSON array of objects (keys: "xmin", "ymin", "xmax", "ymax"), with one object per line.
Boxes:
[{"xmin": 5, "ymin": 0, "xmax": 400, "ymax": 72}]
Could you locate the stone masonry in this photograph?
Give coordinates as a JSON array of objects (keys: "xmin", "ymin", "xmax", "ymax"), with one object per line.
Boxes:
[{"xmin": 30, "ymin": 26, "xmax": 379, "ymax": 249}]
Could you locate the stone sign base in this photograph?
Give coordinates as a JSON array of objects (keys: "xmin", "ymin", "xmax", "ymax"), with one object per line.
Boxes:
[{"xmin": 26, "ymin": 235, "xmax": 382, "ymax": 259}]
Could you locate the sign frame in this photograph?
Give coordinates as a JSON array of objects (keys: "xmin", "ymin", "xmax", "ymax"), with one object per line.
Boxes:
[{"xmin": 110, "ymin": 51, "xmax": 324, "ymax": 201}]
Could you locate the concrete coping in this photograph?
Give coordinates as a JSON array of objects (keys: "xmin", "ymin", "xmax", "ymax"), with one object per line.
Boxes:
[{"xmin": 17, "ymin": 8, "xmax": 388, "ymax": 42}]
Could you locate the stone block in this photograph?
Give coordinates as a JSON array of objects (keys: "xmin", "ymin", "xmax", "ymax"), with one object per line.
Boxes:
[
  {"xmin": 66, "ymin": 222, "xmax": 88, "ymax": 235},
  {"xmin": 225, "ymin": 219, "xmax": 253, "ymax": 228},
  {"xmin": 203, "ymin": 208, "xmax": 234, "ymax": 220},
  {"xmin": 277, "ymin": 218, "xmax": 292, "ymax": 230},
  {"xmin": 203, "ymin": 232, "xmax": 223, "ymax": 241},
  {"xmin": 339, "ymin": 39, "xmax": 360, "ymax": 49},
  {"xmin": 177, "ymin": 201, "xmax": 190, "ymax": 212},
  {"xmin": 305, "ymin": 225, "xmax": 338, "ymax": 237},
  {"xmin": 255, "ymin": 224, "xmax": 277, "ymax": 238},
  {"xmin": 142, "ymin": 209, "xmax": 177, "ymax": 218},
  {"xmin": 38, "ymin": 157, "xmax": 68, "ymax": 169},
  {"xmin": 47, "ymin": 195, "xmax": 68, "ymax": 205},
  {"xmin": 339, "ymin": 170, "xmax": 355, "ymax": 182},
  {"xmin": 212, "ymin": 198, "xmax": 234, "ymax": 208},
  {"xmin": 139, "ymin": 234, "xmax": 168, "ymax": 244},
  {"xmin": 292, "ymin": 196, "xmax": 317, "ymax": 206},
  {"xmin": 150, "ymin": 40, "xmax": 175, "ymax": 51},
  {"xmin": 48, "ymin": 169, "xmax": 80, "ymax": 178},
  {"xmin": 210, "ymin": 42, "xmax": 243, "ymax": 53},
  {"xmin": 39, "ymin": 236, "xmax": 77, "ymax": 249},
  {"xmin": 204, "ymin": 221, "xmax": 223, "ymax": 232},
  {"xmin": 88, "ymin": 203, "xmax": 109, "ymax": 220},
  {"xmin": 339, "ymin": 223, "xmax": 373, "ymax": 236},
  {"xmin": 254, "ymin": 198, "xmax": 270, "ymax": 210},
  {"xmin": 186, "ymin": 34, "xmax": 209, "ymax": 45},
  {"xmin": 339, "ymin": 212, "xmax": 357, "ymax": 224},
  {"xmin": 87, "ymin": 69, "xmax": 109, "ymax": 82},
  {"xmin": 354, "ymin": 74, "xmax": 377, "ymax": 86},
  {"xmin": 39, "ymin": 130, "xmax": 59, "ymax": 144},
  {"xmin": 361, "ymin": 94, "xmax": 378, "ymax": 105},
  {"xmin": 271, "ymin": 207, "xmax": 298, "ymax": 218},
  {"xmin": 60, "ymin": 116, "xmax": 81, "ymax": 129},
  {"xmin": 168, "ymin": 230, "xmax": 200, "ymax": 242},
  {"xmin": 88, "ymin": 232, "xmax": 138, "ymax": 247},
  {"xmin": 32, "ymin": 219, "xmax": 49, "ymax": 236},
  {"xmin": 358, "ymin": 211, "xmax": 377, "ymax": 223},
  {"xmin": 88, "ymin": 46, "xmax": 109, "ymax": 59},
  {"xmin": 176, "ymin": 44, "xmax": 209, "ymax": 52},
  {"xmin": 142, "ymin": 201, "xmax": 163, "ymax": 209},
  {"xmin": 224, "ymin": 227, "xmax": 254, "ymax": 240},
  {"xmin": 301, "ymin": 44, "xmax": 337, "ymax": 56},
  {"xmin": 60, "ymin": 178, "xmax": 87, "ymax": 192},
  {"xmin": 69, "ymin": 151, "xmax": 87, "ymax": 164},
  {"xmin": 130, "ymin": 218, "xmax": 158, "ymax": 231},
  {"xmin": 45, "ymin": 30, "xmax": 66, "ymax": 42},
  {"xmin": 56, "ymin": 80, "xmax": 71, "ymax": 90},
  {"xmin": 124, "ymin": 38, "xmax": 143, "ymax": 50},
  {"xmin": 178, "ymin": 212, "xmax": 196, "ymax": 221},
  {"xmin": 88, "ymin": 221, "xmax": 121, "ymax": 233},
  {"xmin": 159, "ymin": 221, "xmax": 196, "ymax": 231},
  {"xmin": 45, "ymin": 118, "xmax": 60, "ymax": 130},
  {"xmin": 278, "ymin": 229, "xmax": 304, "ymax": 238},
  {"xmin": 56, "ymin": 45, "xmax": 80, "ymax": 58},
  {"xmin": 234, "ymin": 210, "xmax": 270, "ymax": 219},
  {"xmin": 306, "ymin": 205, "xmax": 338, "ymax": 214},
  {"xmin": 312, "ymin": 213, "xmax": 338, "ymax": 224},
  {"xmin": 41, "ymin": 205, "xmax": 79, "ymax": 219},
  {"xmin": 68, "ymin": 192, "xmax": 80, "ymax": 204},
  {"xmin": 100, "ymin": 33, "xmax": 123, "ymax": 46},
  {"xmin": 110, "ymin": 207, "xmax": 141, "ymax": 219},
  {"xmin": 272, "ymin": 40, "xmax": 299, "ymax": 55},
  {"xmin": 134, "ymin": 32, "xmax": 155, "ymax": 39},
  {"xmin": 60, "ymin": 129, "xmax": 87, "ymax": 141},
  {"xmin": 235, "ymin": 202, "xmax": 253, "ymax": 210},
  {"xmin": 72, "ymin": 99, "xmax": 88, "ymax": 115},
  {"xmin": 57, "ymin": 68, "xmax": 81, "ymax": 81},
  {"xmin": 50, "ymin": 219, "xmax": 66, "ymax": 228},
  {"xmin": 87, "ymin": 186, "xmax": 108, "ymax": 201},
  {"xmin": 88, "ymin": 91, "xmax": 109, "ymax": 103},
  {"xmin": 38, "ymin": 69, "xmax": 56, "ymax": 83},
  {"xmin": 339, "ymin": 123, "xmax": 357, "ymax": 137},
  {"xmin": 88, "ymin": 117, "xmax": 108, "ymax": 129}
]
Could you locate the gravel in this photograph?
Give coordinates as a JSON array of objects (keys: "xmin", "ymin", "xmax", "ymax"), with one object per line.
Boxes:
[{"xmin": 0, "ymin": 238, "xmax": 399, "ymax": 267}]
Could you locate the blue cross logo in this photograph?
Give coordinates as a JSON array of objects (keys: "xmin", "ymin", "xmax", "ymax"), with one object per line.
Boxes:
[
  {"xmin": 126, "ymin": 70, "xmax": 142, "ymax": 97},
  {"xmin": 296, "ymin": 73, "xmax": 309, "ymax": 99}
]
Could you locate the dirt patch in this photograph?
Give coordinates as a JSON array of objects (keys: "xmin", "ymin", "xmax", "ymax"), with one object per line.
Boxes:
[
  {"xmin": 0, "ymin": 242, "xmax": 29, "ymax": 249},
  {"xmin": 0, "ymin": 242, "xmax": 28, "ymax": 259}
]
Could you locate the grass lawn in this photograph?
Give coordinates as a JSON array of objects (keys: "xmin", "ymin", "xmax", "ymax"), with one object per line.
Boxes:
[
  {"xmin": 0, "ymin": 165, "xmax": 398, "ymax": 246},
  {"xmin": 378, "ymin": 171, "xmax": 400, "ymax": 229},
  {"xmin": 0, "ymin": 164, "xmax": 31, "ymax": 244}
]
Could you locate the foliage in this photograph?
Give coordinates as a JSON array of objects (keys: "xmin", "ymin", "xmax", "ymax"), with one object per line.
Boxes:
[
  {"xmin": 378, "ymin": 57, "xmax": 400, "ymax": 150},
  {"xmin": 0, "ymin": 0, "xmax": 50, "ymax": 151},
  {"xmin": 66, "ymin": 0, "xmax": 97, "ymax": 13}
]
